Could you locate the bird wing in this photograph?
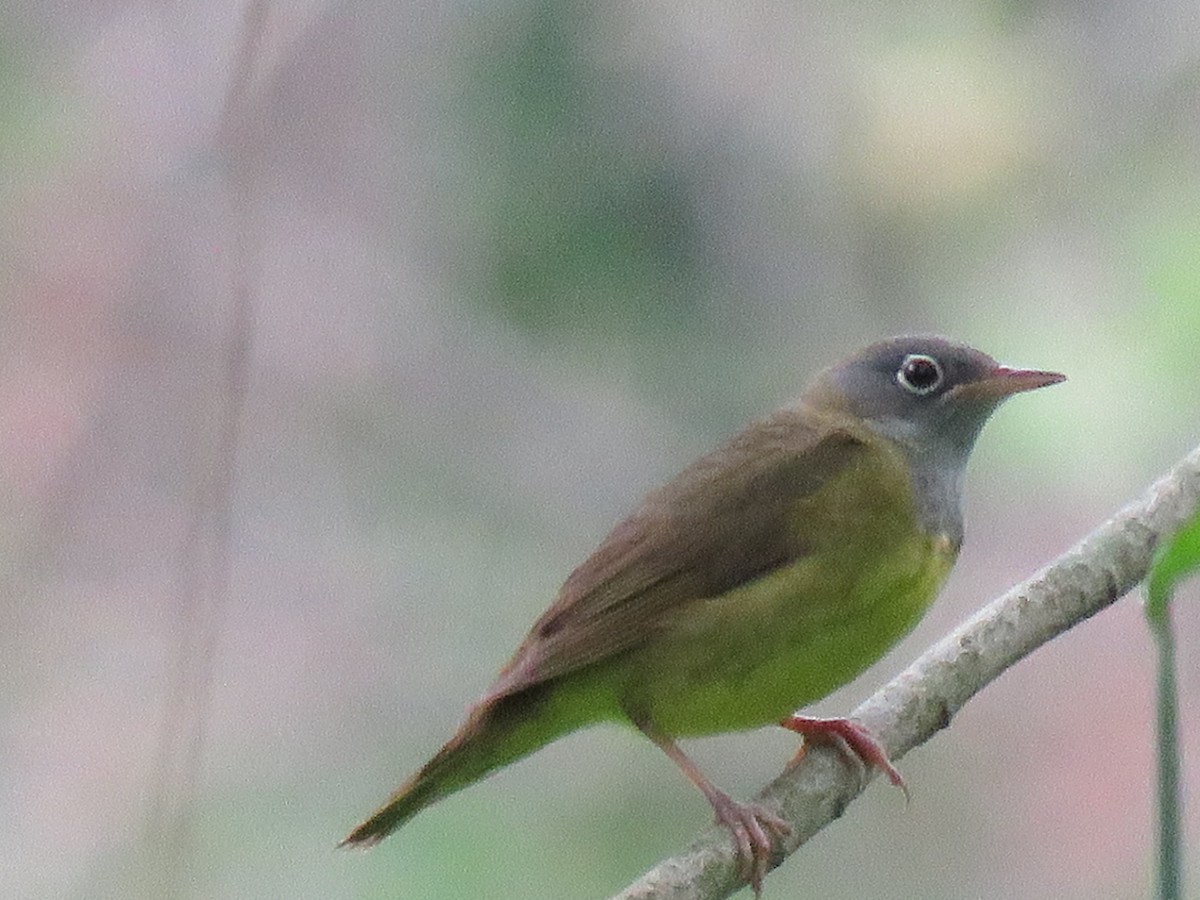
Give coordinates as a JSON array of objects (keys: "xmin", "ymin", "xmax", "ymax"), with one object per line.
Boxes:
[{"xmin": 484, "ymin": 408, "xmax": 867, "ymax": 702}]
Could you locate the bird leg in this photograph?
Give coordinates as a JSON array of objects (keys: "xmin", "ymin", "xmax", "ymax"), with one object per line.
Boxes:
[
  {"xmin": 779, "ymin": 714, "xmax": 908, "ymax": 799},
  {"xmin": 635, "ymin": 720, "xmax": 790, "ymax": 895}
]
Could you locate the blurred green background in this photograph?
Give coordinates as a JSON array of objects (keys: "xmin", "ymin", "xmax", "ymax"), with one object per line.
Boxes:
[{"xmin": 2, "ymin": 1, "xmax": 1198, "ymax": 898}]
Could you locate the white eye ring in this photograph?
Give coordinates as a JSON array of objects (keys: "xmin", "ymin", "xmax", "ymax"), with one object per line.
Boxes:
[{"xmin": 896, "ymin": 354, "xmax": 943, "ymax": 395}]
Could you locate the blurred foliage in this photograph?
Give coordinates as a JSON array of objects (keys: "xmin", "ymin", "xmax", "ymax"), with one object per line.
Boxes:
[{"xmin": 462, "ymin": 1, "xmax": 708, "ymax": 340}]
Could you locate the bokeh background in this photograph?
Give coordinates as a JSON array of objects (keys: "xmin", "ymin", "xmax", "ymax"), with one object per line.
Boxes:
[{"xmin": 3, "ymin": 2, "xmax": 1199, "ymax": 898}]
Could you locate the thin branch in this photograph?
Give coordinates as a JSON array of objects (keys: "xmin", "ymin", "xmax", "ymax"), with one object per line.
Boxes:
[
  {"xmin": 613, "ymin": 442, "xmax": 1200, "ymax": 900},
  {"xmin": 144, "ymin": 2, "xmax": 269, "ymax": 894}
]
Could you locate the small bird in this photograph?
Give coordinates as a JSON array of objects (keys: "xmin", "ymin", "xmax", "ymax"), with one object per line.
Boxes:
[{"xmin": 343, "ymin": 336, "xmax": 1063, "ymax": 893}]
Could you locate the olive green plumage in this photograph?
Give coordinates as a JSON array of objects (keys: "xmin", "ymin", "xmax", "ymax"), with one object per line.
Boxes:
[{"xmin": 343, "ymin": 336, "xmax": 1062, "ymax": 884}]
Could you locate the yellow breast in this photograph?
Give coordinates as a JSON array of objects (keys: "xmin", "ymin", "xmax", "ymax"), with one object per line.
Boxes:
[{"xmin": 625, "ymin": 435, "xmax": 958, "ymax": 736}]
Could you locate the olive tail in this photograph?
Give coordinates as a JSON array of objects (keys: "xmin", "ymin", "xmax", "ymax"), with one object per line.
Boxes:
[
  {"xmin": 340, "ymin": 687, "xmax": 565, "ymax": 847},
  {"xmin": 340, "ymin": 763, "xmax": 444, "ymax": 847}
]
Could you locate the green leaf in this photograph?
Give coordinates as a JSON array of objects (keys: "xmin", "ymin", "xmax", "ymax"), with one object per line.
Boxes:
[
  {"xmin": 1147, "ymin": 507, "xmax": 1200, "ymax": 622},
  {"xmin": 1144, "ymin": 506, "xmax": 1200, "ymax": 900}
]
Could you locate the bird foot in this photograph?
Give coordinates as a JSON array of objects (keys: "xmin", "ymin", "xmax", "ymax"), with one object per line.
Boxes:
[
  {"xmin": 707, "ymin": 790, "xmax": 790, "ymax": 896},
  {"xmin": 779, "ymin": 715, "xmax": 908, "ymax": 800}
]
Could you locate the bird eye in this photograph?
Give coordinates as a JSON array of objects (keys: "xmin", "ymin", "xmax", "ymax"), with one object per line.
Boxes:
[{"xmin": 896, "ymin": 354, "xmax": 943, "ymax": 395}]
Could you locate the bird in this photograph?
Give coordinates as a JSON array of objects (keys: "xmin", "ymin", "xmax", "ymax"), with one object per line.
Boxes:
[{"xmin": 342, "ymin": 335, "xmax": 1064, "ymax": 894}]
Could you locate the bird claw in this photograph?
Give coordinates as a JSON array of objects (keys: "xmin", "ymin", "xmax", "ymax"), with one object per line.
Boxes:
[
  {"xmin": 708, "ymin": 792, "xmax": 791, "ymax": 896},
  {"xmin": 780, "ymin": 715, "xmax": 908, "ymax": 799}
]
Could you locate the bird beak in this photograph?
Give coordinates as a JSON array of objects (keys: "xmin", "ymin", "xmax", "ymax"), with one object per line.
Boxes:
[{"xmin": 954, "ymin": 365, "xmax": 1066, "ymax": 401}]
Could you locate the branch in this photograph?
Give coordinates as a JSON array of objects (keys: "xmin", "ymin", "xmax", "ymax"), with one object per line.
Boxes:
[
  {"xmin": 613, "ymin": 443, "xmax": 1200, "ymax": 900},
  {"xmin": 144, "ymin": 2, "xmax": 269, "ymax": 893}
]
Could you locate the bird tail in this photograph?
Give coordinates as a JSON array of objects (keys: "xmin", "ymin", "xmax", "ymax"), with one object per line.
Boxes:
[{"xmin": 340, "ymin": 686, "xmax": 573, "ymax": 847}]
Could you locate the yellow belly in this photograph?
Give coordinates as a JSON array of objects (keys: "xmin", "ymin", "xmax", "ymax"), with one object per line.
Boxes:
[
  {"xmin": 613, "ymin": 438, "xmax": 958, "ymax": 736},
  {"xmin": 623, "ymin": 531, "xmax": 954, "ymax": 735}
]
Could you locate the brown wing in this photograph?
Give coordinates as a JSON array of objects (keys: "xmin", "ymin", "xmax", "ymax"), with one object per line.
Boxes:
[{"xmin": 484, "ymin": 406, "xmax": 866, "ymax": 701}]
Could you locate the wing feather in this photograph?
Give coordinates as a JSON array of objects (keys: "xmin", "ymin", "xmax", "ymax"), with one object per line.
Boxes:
[{"xmin": 485, "ymin": 407, "xmax": 866, "ymax": 700}]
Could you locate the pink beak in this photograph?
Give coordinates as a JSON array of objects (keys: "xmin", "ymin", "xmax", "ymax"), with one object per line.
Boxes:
[{"xmin": 956, "ymin": 364, "xmax": 1066, "ymax": 401}]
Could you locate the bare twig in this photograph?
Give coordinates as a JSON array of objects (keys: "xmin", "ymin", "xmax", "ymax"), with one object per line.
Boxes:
[
  {"xmin": 613, "ymin": 443, "xmax": 1200, "ymax": 900},
  {"xmin": 145, "ymin": 3, "xmax": 269, "ymax": 894}
]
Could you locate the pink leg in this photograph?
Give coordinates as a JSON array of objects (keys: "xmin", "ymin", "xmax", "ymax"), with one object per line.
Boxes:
[
  {"xmin": 779, "ymin": 715, "xmax": 908, "ymax": 799},
  {"xmin": 636, "ymin": 721, "xmax": 789, "ymax": 896}
]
